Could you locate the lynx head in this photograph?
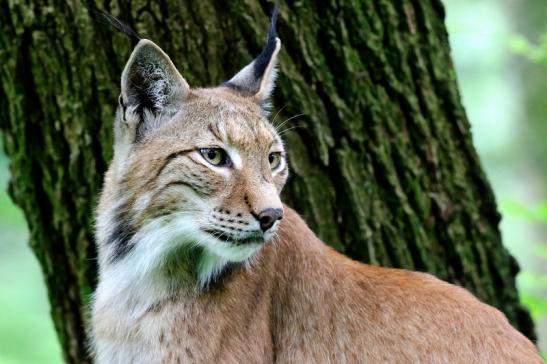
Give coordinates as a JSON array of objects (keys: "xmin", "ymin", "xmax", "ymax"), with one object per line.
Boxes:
[{"xmin": 96, "ymin": 11, "xmax": 287, "ymax": 290}]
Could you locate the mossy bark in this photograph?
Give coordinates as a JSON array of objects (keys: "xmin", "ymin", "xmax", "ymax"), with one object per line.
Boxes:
[{"xmin": 0, "ymin": 0, "xmax": 535, "ymax": 362}]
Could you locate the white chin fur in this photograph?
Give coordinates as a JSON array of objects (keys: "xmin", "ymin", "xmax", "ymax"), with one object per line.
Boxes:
[
  {"xmin": 96, "ymin": 214, "xmax": 262, "ymax": 310},
  {"xmin": 124, "ymin": 213, "xmax": 262, "ymax": 281}
]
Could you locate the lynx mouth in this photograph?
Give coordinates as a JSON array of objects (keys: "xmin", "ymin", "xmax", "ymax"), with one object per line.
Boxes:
[{"xmin": 202, "ymin": 229, "xmax": 264, "ymax": 245}]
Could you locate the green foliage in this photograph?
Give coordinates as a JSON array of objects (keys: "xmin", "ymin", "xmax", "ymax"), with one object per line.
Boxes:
[
  {"xmin": 502, "ymin": 200, "xmax": 547, "ymax": 222},
  {"xmin": 0, "ymin": 148, "xmax": 63, "ymax": 364},
  {"xmin": 537, "ymin": 245, "xmax": 547, "ymax": 260},
  {"xmin": 501, "ymin": 199, "xmax": 547, "ymax": 333},
  {"xmin": 520, "ymin": 273, "xmax": 547, "ymax": 321},
  {"xmin": 508, "ymin": 32, "xmax": 547, "ymax": 65}
]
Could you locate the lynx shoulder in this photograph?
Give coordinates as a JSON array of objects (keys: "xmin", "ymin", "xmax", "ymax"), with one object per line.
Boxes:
[{"xmin": 90, "ymin": 10, "xmax": 543, "ymax": 364}]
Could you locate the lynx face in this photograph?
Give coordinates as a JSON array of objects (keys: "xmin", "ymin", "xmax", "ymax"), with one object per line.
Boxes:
[{"xmin": 96, "ymin": 14, "xmax": 286, "ymax": 288}]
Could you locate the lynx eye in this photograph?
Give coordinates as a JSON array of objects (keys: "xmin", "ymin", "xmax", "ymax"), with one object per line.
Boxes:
[
  {"xmin": 268, "ymin": 152, "xmax": 283, "ymax": 170},
  {"xmin": 199, "ymin": 148, "xmax": 230, "ymax": 167}
]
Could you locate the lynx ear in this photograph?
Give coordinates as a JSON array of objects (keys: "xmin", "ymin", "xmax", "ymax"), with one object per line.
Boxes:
[
  {"xmin": 224, "ymin": 8, "xmax": 281, "ymax": 103},
  {"xmin": 120, "ymin": 39, "xmax": 189, "ymax": 141}
]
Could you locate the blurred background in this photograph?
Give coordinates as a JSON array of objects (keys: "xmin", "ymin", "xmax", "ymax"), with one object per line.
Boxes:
[{"xmin": 0, "ymin": 1, "xmax": 545, "ymax": 362}]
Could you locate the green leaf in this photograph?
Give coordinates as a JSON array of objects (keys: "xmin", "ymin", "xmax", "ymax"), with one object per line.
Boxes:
[
  {"xmin": 501, "ymin": 200, "xmax": 547, "ymax": 223},
  {"xmin": 508, "ymin": 34, "xmax": 531, "ymax": 54},
  {"xmin": 536, "ymin": 245, "xmax": 547, "ymax": 259},
  {"xmin": 507, "ymin": 32, "xmax": 547, "ymax": 66},
  {"xmin": 520, "ymin": 291, "xmax": 547, "ymax": 321},
  {"xmin": 519, "ymin": 271, "xmax": 547, "ymax": 289},
  {"xmin": 537, "ymin": 202, "xmax": 547, "ymax": 221}
]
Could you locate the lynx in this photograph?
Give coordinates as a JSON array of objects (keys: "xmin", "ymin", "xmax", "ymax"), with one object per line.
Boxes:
[{"xmin": 91, "ymin": 10, "xmax": 543, "ymax": 364}]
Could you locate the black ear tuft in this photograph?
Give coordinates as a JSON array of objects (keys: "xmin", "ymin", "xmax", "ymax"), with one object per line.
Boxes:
[
  {"xmin": 223, "ymin": 6, "xmax": 282, "ymax": 102},
  {"xmin": 251, "ymin": 6, "xmax": 279, "ymax": 84},
  {"xmin": 92, "ymin": 10, "xmax": 142, "ymax": 45}
]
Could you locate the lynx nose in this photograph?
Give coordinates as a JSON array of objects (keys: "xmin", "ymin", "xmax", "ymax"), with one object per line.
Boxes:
[{"xmin": 258, "ymin": 208, "xmax": 283, "ymax": 232}]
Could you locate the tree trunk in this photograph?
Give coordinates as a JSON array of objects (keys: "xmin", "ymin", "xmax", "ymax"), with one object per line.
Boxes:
[{"xmin": 0, "ymin": 0, "xmax": 535, "ymax": 362}]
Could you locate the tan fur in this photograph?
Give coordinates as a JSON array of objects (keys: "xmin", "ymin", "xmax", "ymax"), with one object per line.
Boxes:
[
  {"xmin": 93, "ymin": 206, "xmax": 543, "ymax": 363},
  {"xmin": 91, "ymin": 36, "xmax": 543, "ymax": 363}
]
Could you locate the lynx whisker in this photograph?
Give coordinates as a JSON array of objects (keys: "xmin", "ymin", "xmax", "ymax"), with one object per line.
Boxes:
[
  {"xmin": 271, "ymin": 104, "xmax": 288, "ymax": 126},
  {"xmin": 275, "ymin": 113, "xmax": 306, "ymax": 132},
  {"xmin": 277, "ymin": 125, "xmax": 303, "ymax": 136}
]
